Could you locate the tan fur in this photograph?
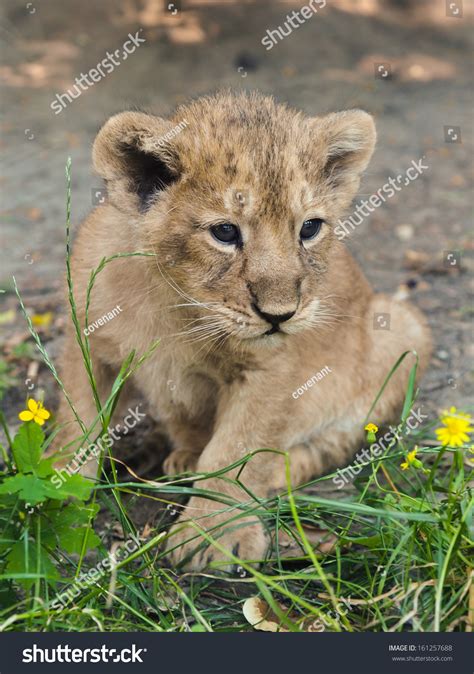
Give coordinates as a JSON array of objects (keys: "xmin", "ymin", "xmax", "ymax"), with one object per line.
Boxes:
[{"xmin": 56, "ymin": 91, "xmax": 431, "ymax": 570}]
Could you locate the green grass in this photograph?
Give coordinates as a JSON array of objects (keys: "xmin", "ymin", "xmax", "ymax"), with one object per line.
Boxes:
[{"xmin": 0, "ymin": 160, "xmax": 472, "ymax": 633}]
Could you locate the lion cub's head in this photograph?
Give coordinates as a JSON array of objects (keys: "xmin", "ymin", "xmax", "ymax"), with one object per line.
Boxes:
[{"xmin": 93, "ymin": 91, "xmax": 375, "ymax": 345}]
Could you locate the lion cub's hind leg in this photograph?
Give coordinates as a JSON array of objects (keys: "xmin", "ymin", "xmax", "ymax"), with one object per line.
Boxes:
[{"xmin": 365, "ymin": 293, "xmax": 432, "ymax": 423}]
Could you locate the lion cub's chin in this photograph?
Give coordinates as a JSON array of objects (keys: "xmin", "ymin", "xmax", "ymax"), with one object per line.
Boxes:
[{"xmin": 240, "ymin": 331, "xmax": 290, "ymax": 349}]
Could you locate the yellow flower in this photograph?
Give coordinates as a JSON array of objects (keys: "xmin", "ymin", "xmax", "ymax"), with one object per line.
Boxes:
[
  {"xmin": 18, "ymin": 399, "xmax": 51, "ymax": 426},
  {"xmin": 435, "ymin": 406, "xmax": 473, "ymax": 447},
  {"xmin": 31, "ymin": 311, "xmax": 53, "ymax": 328},
  {"xmin": 365, "ymin": 422, "xmax": 378, "ymax": 444},
  {"xmin": 400, "ymin": 448, "xmax": 419, "ymax": 470},
  {"xmin": 365, "ymin": 423, "xmax": 379, "ymax": 433}
]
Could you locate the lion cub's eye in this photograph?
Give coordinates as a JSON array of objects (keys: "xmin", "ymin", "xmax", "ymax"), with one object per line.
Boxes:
[
  {"xmin": 300, "ymin": 218, "xmax": 323, "ymax": 241},
  {"xmin": 211, "ymin": 223, "xmax": 241, "ymax": 245}
]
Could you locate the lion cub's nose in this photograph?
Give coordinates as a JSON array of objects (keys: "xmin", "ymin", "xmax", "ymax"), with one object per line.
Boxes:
[{"xmin": 252, "ymin": 303, "xmax": 296, "ymax": 327}]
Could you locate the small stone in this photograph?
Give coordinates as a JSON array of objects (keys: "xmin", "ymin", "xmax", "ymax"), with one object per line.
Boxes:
[{"xmin": 396, "ymin": 224, "xmax": 414, "ymax": 241}]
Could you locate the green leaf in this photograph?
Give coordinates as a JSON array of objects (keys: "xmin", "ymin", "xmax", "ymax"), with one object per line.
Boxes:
[
  {"xmin": 0, "ymin": 474, "xmax": 50, "ymax": 504},
  {"xmin": 0, "ymin": 525, "xmax": 19, "ymax": 552},
  {"xmin": 42, "ymin": 502, "xmax": 100, "ymax": 553},
  {"xmin": 340, "ymin": 534, "xmax": 382, "ymax": 549},
  {"xmin": 401, "ymin": 358, "xmax": 419, "ymax": 422},
  {"xmin": 44, "ymin": 501, "xmax": 99, "ymax": 528},
  {"xmin": 0, "ymin": 580, "xmax": 17, "ymax": 606},
  {"xmin": 0, "ymin": 472, "xmax": 94, "ymax": 504},
  {"xmin": 36, "ymin": 457, "xmax": 56, "ymax": 477},
  {"xmin": 397, "ymin": 494, "xmax": 432, "ymax": 513},
  {"xmin": 299, "ymin": 494, "xmax": 437, "ymax": 522},
  {"xmin": 48, "ymin": 473, "xmax": 95, "ymax": 501},
  {"xmin": 6, "ymin": 539, "xmax": 59, "ymax": 589},
  {"xmin": 58, "ymin": 527, "xmax": 100, "ymax": 554},
  {"xmin": 12, "ymin": 423, "xmax": 44, "ymax": 473}
]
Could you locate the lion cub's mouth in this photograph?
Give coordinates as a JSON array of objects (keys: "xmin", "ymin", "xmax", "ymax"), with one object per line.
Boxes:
[{"xmin": 264, "ymin": 325, "xmax": 281, "ymax": 336}]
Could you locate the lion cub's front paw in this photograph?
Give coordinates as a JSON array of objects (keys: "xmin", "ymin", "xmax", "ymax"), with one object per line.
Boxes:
[
  {"xmin": 163, "ymin": 450, "xmax": 200, "ymax": 475},
  {"xmin": 165, "ymin": 496, "xmax": 268, "ymax": 572}
]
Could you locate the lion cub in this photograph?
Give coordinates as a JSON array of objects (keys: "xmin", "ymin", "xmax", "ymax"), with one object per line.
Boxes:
[{"xmin": 57, "ymin": 91, "xmax": 431, "ymax": 570}]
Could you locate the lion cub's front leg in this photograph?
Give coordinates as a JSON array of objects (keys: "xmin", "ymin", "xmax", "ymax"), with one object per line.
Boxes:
[
  {"xmin": 162, "ymin": 411, "xmax": 213, "ymax": 476},
  {"xmin": 165, "ymin": 393, "xmax": 317, "ymax": 571}
]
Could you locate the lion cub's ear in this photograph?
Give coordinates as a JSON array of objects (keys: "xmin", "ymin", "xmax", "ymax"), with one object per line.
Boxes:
[
  {"xmin": 92, "ymin": 111, "xmax": 181, "ymax": 214},
  {"xmin": 311, "ymin": 109, "xmax": 376, "ymax": 199}
]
